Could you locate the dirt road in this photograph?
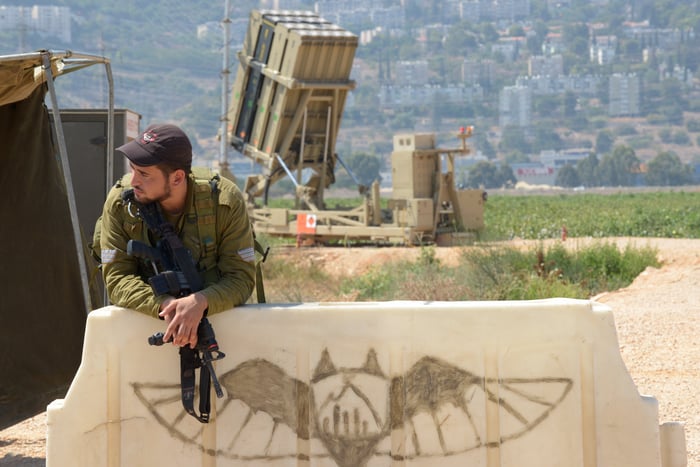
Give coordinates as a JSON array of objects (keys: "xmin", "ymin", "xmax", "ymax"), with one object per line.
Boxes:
[{"xmin": 1, "ymin": 237, "xmax": 698, "ymax": 466}]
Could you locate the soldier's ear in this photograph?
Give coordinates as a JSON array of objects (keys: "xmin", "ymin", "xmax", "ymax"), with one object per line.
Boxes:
[{"xmin": 172, "ymin": 169, "xmax": 186, "ymax": 186}]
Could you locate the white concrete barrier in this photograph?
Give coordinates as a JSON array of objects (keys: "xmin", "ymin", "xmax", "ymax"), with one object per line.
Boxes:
[{"xmin": 47, "ymin": 299, "xmax": 686, "ymax": 467}]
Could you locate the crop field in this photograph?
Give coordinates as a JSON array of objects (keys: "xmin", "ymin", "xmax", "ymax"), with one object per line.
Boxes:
[
  {"xmin": 483, "ymin": 191, "xmax": 700, "ymax": 240},
  {"xmin": 268, "ymin": 190, "xmax": 700, "ymax": 240}
]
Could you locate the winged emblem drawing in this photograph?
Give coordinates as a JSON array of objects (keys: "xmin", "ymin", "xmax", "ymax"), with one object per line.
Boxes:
[{"xmin": 133, "ymin": 348, "xmax": 573, "ymax": 466}]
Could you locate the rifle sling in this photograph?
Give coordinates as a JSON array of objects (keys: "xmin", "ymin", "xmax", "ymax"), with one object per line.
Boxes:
[
  {"xmin": 138, "ymin": 201, "xmax": 203, "ymax": 293},
  {"xmin": 133, "ymin": 195, "xmax": 213, "ymax": 423},
  {"xmin": 179, "ymin": 346, "xmax": 211, "ymax": 423}
]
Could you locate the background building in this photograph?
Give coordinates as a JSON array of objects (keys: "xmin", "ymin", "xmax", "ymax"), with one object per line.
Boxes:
[
  {"xmin": 609, "ymin": 73, "xmax": 640, "ymax": 117},
  {"xmin": 0, "ymin": 5, "xmax": 71, "ymax": 43},
  {"xmin": 394, "ymin": 60, "xmax": 430, "ymax": 86},
  {"xmin": 499, "ymin": 85, "xmax": 532, "ymax": 127},
  {"xmin": 528, "ymin": 54, "xmax": 564, "ymax": 77}
]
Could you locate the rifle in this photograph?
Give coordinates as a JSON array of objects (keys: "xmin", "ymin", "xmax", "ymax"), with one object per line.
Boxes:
[{"xmin": 123, "ymin": 188, "xmax": 225, "ymax": 424}]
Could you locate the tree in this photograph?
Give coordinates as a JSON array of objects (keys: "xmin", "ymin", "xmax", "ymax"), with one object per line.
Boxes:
[
  {"xmin": 555, "ymin": 164, "xmax": 581, "ymax": 188},
  {"xmin": 499, "ymin": 126, "xmax": 531, "ymax": 154},
  {"xmin": 532, "ymin": 126, "xmax": 564, "ymax": 152},
  {"xmin": 595, "ymin": 130, "xmax": 615, "ymax": 154},
  {"xmin": 576, "ymin": 153, "xmax": 600, "ymax": 187},
  {"xmin": 495, "ymin": 164, "xmax": 517, "ymax": 187},
  {"xmin": 661, "ymin": 78, "xmax": 685, "ymax": 110},
  {"xmin": 622, "ymin": 39, "xmax": 642, "ymax": 57},
  {"xmin": 563, "ymin": 91, "xmax": 577, "ymax": 118},
  {"xmin": 645, "ymin": 151, "xmax": 694, "ymax": 186},
  {"xmin": 474, "ymin": 133, "xmax": 497, "ymax": 159},
  {"xmin": 478, "ymin": 23, "xmax": 500, "ymax": 43},
  {"xmin": 659, "ymin": 128, "xmax": 673, "ymax": 143},
  {"xmin": 508, "ymin": 25, "xmax": 525, "ymax": 37},
  {"xmin": 465, "ymin": 161, "xmax": 514, "ymax": 189},
  {"xmin": 672, "ymin": 131, "xmax": 691, "ymax": 145},
  {"xmin": 526, "ymin": 35, "xmax": 542, "ymax": 55},
  {"xmin": 527, "ymin": 20, "xmax": 549, "ymax": 54},
  {"xmin": 534, "ymin": 95, "xmax": 560, "ymax": 116},
  {"xmin": 687, "ymin": 119, "xmax": 700, "ymax": 133},
  {"xmin": 597, "ymin": 145, "xmax": 640, "ymax": 186},
  {"xmin": 503, "ymin": 150, "xmax": 530, "ymax": 164},
  {"xmin": 563, "ymin": 23, "xmax": 589, "ymax": 58},
  {"xmin": 466, "ymin": 161, "xmax": 498, "ymax": 188},
  {"xmin": 445, "ymin": 22, "xmax": 478, "ymax": 55},
  {"xmin": 661, "ymin": 102, "xmax": 685, "ymax": 126}
]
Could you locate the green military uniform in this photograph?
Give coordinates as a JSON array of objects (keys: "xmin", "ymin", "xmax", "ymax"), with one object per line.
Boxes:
[{"xmin": 99, "ymin": 172, "xmax": 256, "ymax": 318}]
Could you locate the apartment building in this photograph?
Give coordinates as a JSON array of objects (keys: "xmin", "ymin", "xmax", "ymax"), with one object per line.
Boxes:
[
  {"xmin": 462, "ymin": 58, "xmax": 495, "ymax": 86},
  {"xmin": 459, "ymin": 0, "xmax": 531, "ymax": 22},
  {"xmin": 394, "ymin": 60, "xmax": 430, "ymax": 87},
  {"xmin": 609, "ymin": 73, "xmax": 640, "ymax": 117},
  {"xmin": 516, "ymin": 74, "xmax": 603, "ymax": 96},
  {"xmin": 377, "ymin": 83, "xmax": 483, "ymax": 108},
  {"xmin": 589, "ymin": 35, "xmax": 617, "ymax": 65},
  {"xmin": 528, "ymin": 54, "xmax": 563, "ymax": 77},
  {"xmin": 499, "ymin": 85, "xmax": 531, "ymax": 127},
  {"xmin": 0, "ymin": 5, "xmax": 71, "ymax": 43}
]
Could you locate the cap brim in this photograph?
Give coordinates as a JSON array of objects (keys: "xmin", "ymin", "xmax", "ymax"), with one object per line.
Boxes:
[{"xmin": 116, "ymin": 139, "xmax": 161, "ymax": 166}]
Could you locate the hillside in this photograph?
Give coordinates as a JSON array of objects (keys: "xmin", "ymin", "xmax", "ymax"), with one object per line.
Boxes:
[{"xmin": 2, "ymin": 0, "xmax": 700, "ymax": 174}]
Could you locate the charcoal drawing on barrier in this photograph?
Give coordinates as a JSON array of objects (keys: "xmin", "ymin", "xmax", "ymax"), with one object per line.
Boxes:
[{"xmin": 133, "ymin": 348, "xmax": 573, "ymax": 466}]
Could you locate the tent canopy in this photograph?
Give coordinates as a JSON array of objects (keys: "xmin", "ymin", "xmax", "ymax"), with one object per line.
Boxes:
[
  {"xmin": 0, "ymin": 50, "xmax": 108, "ymax": 106},
  {"xmin": 0, "ymin": 50, "xmax": 113, "ymax": 429},
  {"xmin": 0, "ymin": 52, "xmax": 61, "ymax": 107}
]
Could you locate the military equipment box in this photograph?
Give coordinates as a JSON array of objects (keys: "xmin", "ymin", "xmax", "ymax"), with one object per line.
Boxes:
[{"xmin": 49, "ymin": 109, "xmax": 140, "ymax": 240}]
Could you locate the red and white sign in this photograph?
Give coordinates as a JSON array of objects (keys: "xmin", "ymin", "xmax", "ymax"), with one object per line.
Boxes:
[
  {"xmin": 296, "ymin": 213, "xmax": 317, "ymax": 234},
  {"xmin": 516, "ymin": 167, "xmax": 554, "ymax": 176}
]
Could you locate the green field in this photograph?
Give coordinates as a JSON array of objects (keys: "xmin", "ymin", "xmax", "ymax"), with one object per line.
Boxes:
[
  {"xmin": 266, "ymin": 190, "xmax": 700, "ymax": 241},
  {"xmin": 483, "ymin": 191, "xmax": 700, "ymax": 240},
  {"xmin": 260, "ymin": 192, "xmax": 687, "ymax": 301}
]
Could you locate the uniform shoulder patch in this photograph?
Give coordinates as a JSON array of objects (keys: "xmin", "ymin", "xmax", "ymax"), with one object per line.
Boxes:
[
  {"xmin": 238, "ymin": 247, "xmax": 255, "ymax": 263},
  {"xmin": 101, "ymin": 249, "xmax": 117, "ymax": 264}
]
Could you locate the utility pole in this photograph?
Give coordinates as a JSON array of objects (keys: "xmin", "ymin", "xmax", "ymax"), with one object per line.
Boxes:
[
  {"xmin": 99, "ymin": 32, "xmax": 107, "ymax": 105},
  {"xmin": 18, "ymin": 12, "xmax": 27, "ymax": 52},
  {"xmin": 219, "ymin": 0, "xmax": 232, "ymax": 176}
]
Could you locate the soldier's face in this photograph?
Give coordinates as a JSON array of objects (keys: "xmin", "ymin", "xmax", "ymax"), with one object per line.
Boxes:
[{"xmin": 128, "ymin": 162, "xmax": 172, "ymax": 204}]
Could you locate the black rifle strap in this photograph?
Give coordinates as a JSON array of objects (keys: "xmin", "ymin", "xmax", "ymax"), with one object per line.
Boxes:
[
  {"xmin": 199, "ymin": 363, "xmax": 211, "ymax": 423},
  {"xmin": 179, "ymin": 346, "xmax": 211, "ymax": 423},
  {"xmin": 122, "ymin": 190, "xmax": 203, "ymax": 293},
  {"xmin": 255, "ymin": 261, "xmax": 266, "ymax": 304},
  {"xmin": 138, "ymin": 201, "xmax": 204, "ymax": 293}
]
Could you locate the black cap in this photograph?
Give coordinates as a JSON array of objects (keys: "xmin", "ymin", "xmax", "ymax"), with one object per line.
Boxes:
[{"xmin": 116, "ymin": 123, "xmax": 192, "ymax": 167}]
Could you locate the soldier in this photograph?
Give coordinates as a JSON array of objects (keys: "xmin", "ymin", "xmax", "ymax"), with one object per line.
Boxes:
[{"xmin": 98, "ymin": 123, "xmax": 256, "ymax": 349}]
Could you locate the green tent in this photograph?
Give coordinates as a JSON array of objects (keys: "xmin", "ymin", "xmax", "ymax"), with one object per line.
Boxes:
[{"xmin": 0, "ymin": 51, "xmax": 113, "ymax": 429}]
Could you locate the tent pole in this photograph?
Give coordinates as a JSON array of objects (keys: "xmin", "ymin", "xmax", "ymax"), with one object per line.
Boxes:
[
  {"xmin": 104, "ymin": 60, "xmax": 114, "ymax": 308},
  {"xmin": 42, "ymin": 52, "xmax": 93, "ymax": 314},
  {"xmin": 105, "ymin": 60, "xmax": 114, "ymax": 199}
]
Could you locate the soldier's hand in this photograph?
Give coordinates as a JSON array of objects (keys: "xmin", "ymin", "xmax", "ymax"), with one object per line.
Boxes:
[{"xmin": 159, "ymin": 293, "xmax": 208, "ymax": 348}]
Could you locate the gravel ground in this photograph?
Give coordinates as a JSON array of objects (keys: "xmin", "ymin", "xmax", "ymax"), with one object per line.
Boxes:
[
  {"xmin": 1, "ymin": 237, "xmax": 698, "ymax": 466},
  {"xmin": 592, "ymin": 238, "xmax": 700, "ymax": 467}
]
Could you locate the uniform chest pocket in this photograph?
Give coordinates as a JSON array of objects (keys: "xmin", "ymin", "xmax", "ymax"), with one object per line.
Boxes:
[
  {"xmin": 122, "ymin": 219, "xmax": 144, "ymax": 239},
  {"xmin": 194, "ymin": 236, "xmax": 217, "ymax": 272}
]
